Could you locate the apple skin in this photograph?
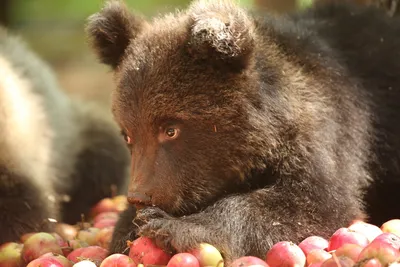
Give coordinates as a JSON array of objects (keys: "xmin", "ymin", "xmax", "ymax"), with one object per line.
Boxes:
[
  {"xmin": 381, "ymin": 219, "xmax": 400, "ymax": 238},
  {"xmin": 67, "ymin": 246, "xmax": 108, "ymax": 266},
  {"xmin": 22, "ymin": 232, "xmax": 63, "ymax": 264},
  {"xmin": 188, "ymin": 243, "xmax": 224, "ymax": 267},
  {"xmin": 128, "ymin": 237, "xmax": 172, "ymax": 266},
  {"xmin": 348, "ymin": 221, "xmax": 383, "ymax": 242},
  {"xmin": 0, "ymin": 242, "xmax": 24, "ymax": 267},
  {"xmin": 100, "ymin": 253, "xmax": 135, "ymax": 267},
  {"xmin": 306, "ymin": 249, "xmax": 332, "ymax": 265},
  {"xmin": 265, "ymin": 241, "xmax": 306, "ymax": 267},
  {"xmin": 167, "ymin": 253, "xmax": 201, "ymax": 267},
  {"xmin": 327, "ymin": 228, "xmax": 369, "ymax": 251},
  {"xmin": 320, "ymin": 256, "xmax": 354, "ymax": 267},
  {"xmin": 334, "ymin": 244, "xmax": 364, "ymax": 262},
  {"xmin": 358, "ymin": 241, "xmax": 400, "ymax": 266},
  {"xmin": 298, "ymin": 236, "xmax": 329, "ymax": 256}
]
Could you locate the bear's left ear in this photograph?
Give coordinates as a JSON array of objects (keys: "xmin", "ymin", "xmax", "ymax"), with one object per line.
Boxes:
[
  {"xmin": 86, "ymin": 0, "xmax": 146, "ymax": 69},
  {"xmin": 187, "ymin": 0, "xmax": 255, "ymax": 70}
]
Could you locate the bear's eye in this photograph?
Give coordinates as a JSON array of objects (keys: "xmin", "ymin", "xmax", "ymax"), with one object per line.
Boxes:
[
  {"xmin": 121, "ymin": 131, "xmax": 132, "ymax": 144},
  {"xmin": 165, "ymin": 127, "xmax": 179, "ymax": 139}
]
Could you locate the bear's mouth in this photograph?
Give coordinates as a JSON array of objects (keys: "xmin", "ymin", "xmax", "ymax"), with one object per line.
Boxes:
[{"xmin": 127, "ymin": 192, "xmax": 152, "ymax": 209}]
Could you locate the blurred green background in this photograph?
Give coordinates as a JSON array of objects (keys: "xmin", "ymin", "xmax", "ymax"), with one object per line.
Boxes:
[{"xmin": 1, "ymin": 0, "xmax": 312, "ymax": 107}]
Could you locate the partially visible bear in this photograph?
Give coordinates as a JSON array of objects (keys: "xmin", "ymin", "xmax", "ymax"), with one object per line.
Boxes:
[
  {"xmin": 86, "ymin": 0, "xmax": 400, "ymax": 262},
  {"xmin": 0, "ymin": 27, "xmax": 130, "ymax": 243}
]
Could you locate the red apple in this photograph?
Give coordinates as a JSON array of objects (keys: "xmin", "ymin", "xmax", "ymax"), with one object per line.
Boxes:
[
  {"xmin": 265, "ymin": 241, "xmax": 306, "ymax": 267},
  {"xmin": 100, "ymin": 253, "xmax": 135, "ymax": 267},
  {"xmin": 0, "ymin": 242, "xmax": 24, "ymax": 267},
  {"xmin": 22, "ymin": 232, "xmax": 63, "ymax": 263},
  {"xmin": 348, "ymin": 221, "xmax": 383, "ymax": 242},
  {"xmin": 306, "ymin": 249, "xmax": 332, "ymax": 265},
  {"xmin": 51, "ymin": 233, "xmax": 67, "ymax": 247},
  {"xmin": 370, "ymin": 233, "xmax": 400, "ymax": 249},
  {"xmin": 333, "ymin": 243, "xmax": 363, "ymax": 262},
  {"xmin": 67, "ymin": 246, "xmax": 108, "ymax": 266},
  {"xmin": 62, "ymin": 240, "xmax": 89, "ymax": 257},
  {"xmin": 38, "ymin": 252, "xmax": 72, "ymax": 267},
  {"xmin": 327, "ymin": 228, "xmax": 369, "ymax": 251},
  {"xmin": 93, "ymin": 218, "xmax": 117, "ymax": 229},
  {"xmin": 26, "ymin": 257, "xmax": 65, "ymax": 267},
  {"xmin": 188, "ymin": 243, "xmax": 224, "ymax": 267},
  {"xmin": 358, "ymin": 241, "xmax": 400, "ymax": 265},
  {"xmin": 90, "ymin": 198, "xmax": 118, "ymax": 217},
  {"xmin": 167, "ymin": 253, "xmax": 201, "ymax": 267},
  {"xmin": 231, "ymin": 256, "xmax": 269, "ymax": 267},
  {"xmin": 298, "ymin": 236, "xmax": 329, "ymax": 256},
  {"xmin": 93, "ymin": 212, "xmax": 119, "ymax": 224},
  {"xmin": 128, "ymin": 237, "xmax": 172, "ymax": 266}
]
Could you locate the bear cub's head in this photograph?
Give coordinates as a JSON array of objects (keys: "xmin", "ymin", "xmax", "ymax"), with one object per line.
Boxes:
[{"xmin": 86, "ymin": 0, "xmax": 273, "ymax": 216}]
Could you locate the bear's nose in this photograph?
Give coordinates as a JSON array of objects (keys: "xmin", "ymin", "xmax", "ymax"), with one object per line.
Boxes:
[{"xmin": 127, "ymin": 192, "xmax": 152, "ymax": 208}]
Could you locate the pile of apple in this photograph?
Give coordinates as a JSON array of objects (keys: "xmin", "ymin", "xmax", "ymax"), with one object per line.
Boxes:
[{"xmin": 2, "ymin": 195, "xmax": 400, "ymax": 267}]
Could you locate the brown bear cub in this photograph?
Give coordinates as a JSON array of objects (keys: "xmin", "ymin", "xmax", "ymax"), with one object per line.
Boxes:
[{"xmin": 86, "ymin": 0, "xmax": 400, "ymax": 261}]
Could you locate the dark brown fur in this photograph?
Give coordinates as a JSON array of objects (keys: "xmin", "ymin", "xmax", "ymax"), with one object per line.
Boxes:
[{"xmin": 86, "ymin": 0, "xmax": 400, "ymax": 262}]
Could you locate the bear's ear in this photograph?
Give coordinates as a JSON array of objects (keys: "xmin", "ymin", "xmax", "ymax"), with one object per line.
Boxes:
[
  {"xmin": 86, "ymin": 0, "xmax": 145, "ymax": 69},
  {"xmin": 187, "ymin": 0, "xmax": 255, "ymax": 69}
]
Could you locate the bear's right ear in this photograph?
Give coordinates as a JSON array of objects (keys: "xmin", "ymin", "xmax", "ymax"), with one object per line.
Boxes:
[{"xmin": 86, "ymin": 0, "xmax": 145, "ymax": 69}]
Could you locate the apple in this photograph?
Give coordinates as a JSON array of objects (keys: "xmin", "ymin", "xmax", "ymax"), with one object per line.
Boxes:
[
  {"xmin": 358, "ymin": 241, "xmax": 400, "ymax": 265},
  {"xmin": 298, "ymin": 236, "xmax": 329, "ymax": 256},
  {"xmin": 67, "ymin": 246, "xmax": 108, "ymax": 266},
  {"xmin": 333, "ymin": 243, "xmax": 363, "ymax": 262},
  {"xmin": 100, "ymin": 253, "xmax": 135, "ymax": 267},
  {"xmin": 265, "ymin": 241, "xmax": 306, "ymax": 267},
  {"xmin": 90, "ymin": 198, "xmax": 118, "ymax": 217},
  {"xmin": 22, "ymin": 232, "xmax": 63, "ymax": 263},
  {"xmin": 327, "ymin": 228, "xmax": 369, "ymax": 251},
  {"xmin": 189, "ymin": 243, "xmax": 224, "ymax": 267},
  {"xmin": 38, "ymin": 252, "xmax": 72, "ymax": 267},
  {"xmin": 381, "ymin": 219, "xmax": 400, "ymax": 237},
  {"xmin": 26, "ymin": 257, "xmax": 65, "ymax": 267},
  {"xmin": 20, "ymin": 233, "xmax": 36, "ymax": 243},
  {"xmin": 306, "ymin": 249, "xmax": 332, "ymax": 265},
  {"xmin": 51, "ymin": 233, "xmax": 67, "ymax": 247},
  {"xmin": 112, "ymin": 195, "xmax": 128, "ymax": 212},
  {"xmin": 95, "ymin": 227, "xmax": 114, "ymax": 249},
  {"xmin": 370, "ymin": 233, "xmax": 400, "ymax": 249},
  {"xmin": 359, "ymin": 258, "xmax": 383, "ymax": 267},
  {"xmin": 55, "ymin": 223, "xmax": 78, "ymax": 240},
  {"xmin": 93, "ymin": 218, "xmax": 117, "ymax": 229},
  {"xmin": 62, "ymin": 240, "xmax": 89, "ymax": 257},
  {"xmin": 348, "ymin": 221, "xmax": 383, "ymax": 242},
  {"xmin": 0, "ymin": 242, "xmax": 24, "ymax": 267},
  {"xmin": 320, "ymin": 255, "xmax": 354, "ymax": 267},
  {"xmin": 72, "ymin": 260, "xmax": 97, "ymax": 267},
  {"xmin": 231, "ymin": 256, "xmax": 269, "ymax": 267},
  {"xmin": 129, "ymin": 237, "xmax": 172, "ymax": 266},
  {"xmin": 77, "ymin": 228, "xmax": 100, "ymax": 246},
  {"xmin": 167, "ymin": 253, "xmax": 201, "ymax": 267},
  {"xmin": 93, "ymin": 212, "xmax": 119, "ymax": 224}
]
